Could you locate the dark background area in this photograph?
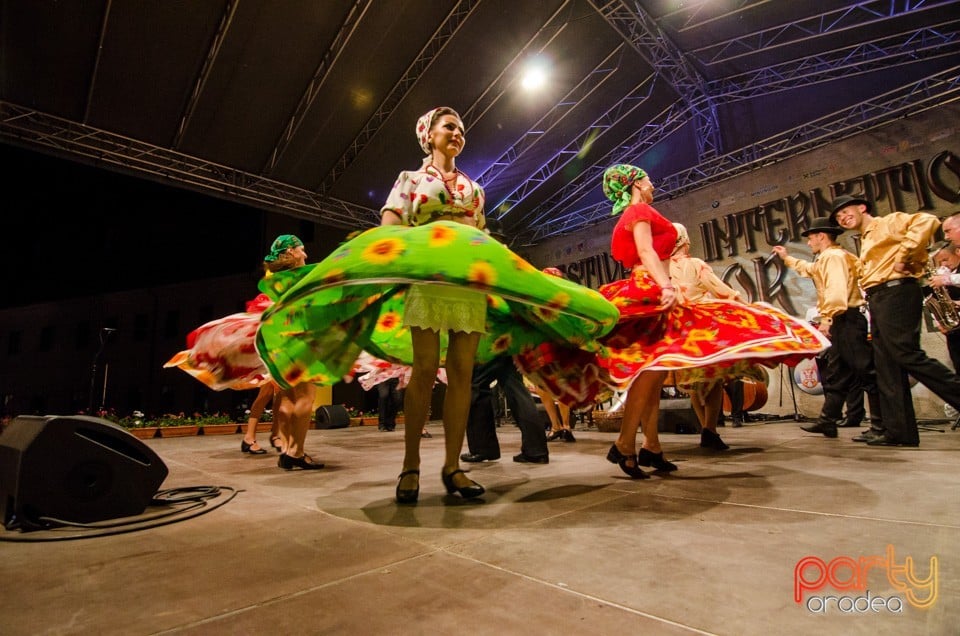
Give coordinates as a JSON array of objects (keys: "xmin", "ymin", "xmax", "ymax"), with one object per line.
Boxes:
[{"xmin": 3, "ymin": 143, "xmax": 267, "ymax": 310}]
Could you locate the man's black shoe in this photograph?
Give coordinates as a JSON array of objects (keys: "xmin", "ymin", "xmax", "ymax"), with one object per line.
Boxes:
[
  {"xmin": 460, "ymin": 452, "xmax": 498, "ymax": 463},
  {"xmin": 836, "ymin": 418, "xmax": 861, "ymax": 428},
  {"xmin": 865, "ymin": 435, "xmax": 919, "ymax": 447},
  {"xmin": 800, "ymin": 422, "xmax": 838, "ymax": 438},
  {"xmin": 513, "ymin": 452, "xmax": 549, "ymax": 464},
  {"xmin": 852, "ymin": 430, "xmax": 882, "ymax": 443}
]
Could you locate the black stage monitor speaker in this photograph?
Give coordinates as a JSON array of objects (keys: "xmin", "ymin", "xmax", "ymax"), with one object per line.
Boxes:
[
  {"xmin": 0, "ymin": 415, "xmax": 169, "ymax": 531},
  {"xmin": 315, "ymin": 404, "xmax": 350, "ymax": 429}
]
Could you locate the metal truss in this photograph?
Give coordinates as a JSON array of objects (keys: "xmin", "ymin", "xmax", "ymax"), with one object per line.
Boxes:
[
  {"xmin": 263, "ymin": 0, "xmax": 372, "ymax": 175},
  {"xmin": 475, "ymin": 44, "xmax": 626, "ymax": 189},
  {"xmin": 516, "ymin": 98, "xmax": 691, "ymax": 243},
  {"xmin": 317, "ymin": 0, "xmax": 480, "ymax": 196},
  {"xmin": 588, "ymin": 0, "xmax": 722, "ymax": 161},
  {"xmin": 492, "ymin": 73, "xmax": 660, "ymax": 224},
  {"xmin": 526, "ymin": 64, "xmax": 960, "ymax": 243},
  {"xmin": 172, "ymin": 0, "xmax": 239, "ymax": 149},
  {"xmin": 0, "ymin": 101, "xmax": 381, "ymax": 230},
  {"xmin": 460, "ymin": 0, "xmax": 574, "ymax": 129},
  {"xmin": 686, "ymin": 0, "xmax": 960, "ymax": 66},
  {"xmin": 707, "ymin": 18, "xmax": 960, "ymax": 101}
]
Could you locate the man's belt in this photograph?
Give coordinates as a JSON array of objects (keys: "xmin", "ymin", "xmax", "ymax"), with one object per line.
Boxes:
[{"xmin": 864, "ymin": 277, "xmax": 918, "ymax": 299}]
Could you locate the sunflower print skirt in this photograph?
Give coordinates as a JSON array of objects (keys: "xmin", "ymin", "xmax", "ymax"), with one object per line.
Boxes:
[{"xmin": 255, "ymin": 221, "xmax": 620, "ymax": 389}]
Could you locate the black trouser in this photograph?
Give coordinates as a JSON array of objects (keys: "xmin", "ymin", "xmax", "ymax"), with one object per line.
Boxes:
[
  {"xmin": 376, "ymin": 378, "xmax": 400, "ymax": 430},
  {"xmin": 868, "ymin": 279, "xmax": 960, "ymax": 444},
  {"xmin": 467, "ymin": 356, "xmax": 547, "ymax": 459},
  {"xmin": 726, "ymin": 380, "xmax": 744, "ymax": 419},
  {"xmin": 947, "ymin": 330, "xmax": 960, "ymax": 374},
  {"xmin": 816, "ymin": 307, "xmax": 882, "ymax": 431}
]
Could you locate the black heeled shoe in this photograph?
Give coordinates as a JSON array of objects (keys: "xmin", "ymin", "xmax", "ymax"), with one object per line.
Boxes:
[
  {"xmin": 637, "ymin": 447, "xmax": 678, "ymax": 472},
  {"xmin": 269, "ymin": 435, "xmax": 283, "ymax": 453},
  {"xmin": 278, "ymin": 453, "xmax": 324, "ymax": 470},
  {"xmin": 547, "ymin": 430, "xmax": 563, "ymax": 442},
  {"xmin": 561, "ymin": 429, "xmax": 576, "ymax": 443},
  {"xmin": 241, "ymin": 440, "xmax": 267, "ymax": 455},
  {"xmin": 441, "ymin": 468, "xmax": 485, "ymax": 499},
  {"xmin": 700, "ymin": 429, "xmax": 729, "ymax": 451},
  {"xmin": 396, "ymin": 469, "xmax": 420, "ymax": 504},
  {"xmin": 606, "ymin": 444, "xmax": 648, "ymax": 479}
]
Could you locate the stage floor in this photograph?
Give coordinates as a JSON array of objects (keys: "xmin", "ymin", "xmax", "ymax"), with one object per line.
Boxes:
[{"xmin": 2, "ymin": 417, "xmax": 957, "ymax": 635}]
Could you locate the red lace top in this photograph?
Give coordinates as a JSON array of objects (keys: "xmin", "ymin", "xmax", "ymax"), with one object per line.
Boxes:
[{"xmin": 610, "ymin": 203, "xmax": 678, "ymax": 268}]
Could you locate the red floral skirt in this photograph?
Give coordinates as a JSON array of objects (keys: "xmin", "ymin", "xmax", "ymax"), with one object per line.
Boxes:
[{"xmin": 517, "ymin": 269, "xmax": 828, "ymax": 407}]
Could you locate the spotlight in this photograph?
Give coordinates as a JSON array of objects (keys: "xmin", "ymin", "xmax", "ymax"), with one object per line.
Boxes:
[
  {"xmin": 711, "ymin": 200, "xmax": 720, "ymax": 208},
  {"xmin": 520, "ymin": 56, "xmax": 549, "ymax": 91}
]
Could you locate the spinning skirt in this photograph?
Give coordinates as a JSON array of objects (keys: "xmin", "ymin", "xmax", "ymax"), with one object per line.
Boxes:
[
  {"xmin": 164, "ymin": 294, "xmax": 273, "ymax": 391},
  {"xmin": 256, "ymin": 221, "xmax": 620, "ymax": 389},
  {"xmin": 518, "ymin": 268, "xmax": 829, "ymax": 407}
]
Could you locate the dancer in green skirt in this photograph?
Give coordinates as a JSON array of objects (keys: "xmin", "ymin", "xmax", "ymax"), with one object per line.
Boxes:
[{"xmin": 257, "ymin": 107, "xmax": 618, "ymax": 503}]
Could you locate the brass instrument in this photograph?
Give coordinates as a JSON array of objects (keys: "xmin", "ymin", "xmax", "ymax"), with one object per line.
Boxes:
[{"xmin": 924, "ymin": 259, "xmax": 960, "ymax": 332}]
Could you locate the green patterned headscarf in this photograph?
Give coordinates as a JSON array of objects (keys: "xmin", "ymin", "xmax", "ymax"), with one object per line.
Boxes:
[
  {"xmin": 264, "ymin": 234, "xmax": 303, "ymax": 262},
  {"xmin": 602, "ymin": 164, "xmax": 648, "ymax": 216}
]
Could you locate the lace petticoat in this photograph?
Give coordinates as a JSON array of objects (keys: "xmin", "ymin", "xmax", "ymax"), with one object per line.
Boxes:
[{"xmin": 403, "ymin": 284, "xmax": 487, "ymax": 334}]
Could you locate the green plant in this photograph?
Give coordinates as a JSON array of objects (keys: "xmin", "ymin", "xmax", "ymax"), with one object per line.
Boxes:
[
  {"xmin": 193, "ymin": 414, "xmax": 232, "ymax": 427},
  {"xmin": 113, "ymin": 413, "xmax": 234, "ymax": 429}
]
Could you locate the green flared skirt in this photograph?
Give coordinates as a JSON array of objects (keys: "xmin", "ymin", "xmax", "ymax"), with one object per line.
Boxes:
[{"xmin": 255, "ymin": 221, "xmax": 619, "ymax": 388}]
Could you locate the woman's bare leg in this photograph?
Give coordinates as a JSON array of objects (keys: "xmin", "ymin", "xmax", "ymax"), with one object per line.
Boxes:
[
  {"xmin": 399, "ymin": 328, "xmax": 442, "ymax": 489},
  {"xmin": 689, "ymin": 381, "xmax": 723, "ymax": 433},
  {"xmin": 537, "ymin": 387, "xmax": 562, "ymax": 433},
  {"xmin": 637, "ymin": 371, "xmax": 668, "ymax": 454},
  {"xmin": 615, "ymin": 371, "xmax": 667, "ymax": 454},
  {"xmin": 242, "ymin": 384, "xmax": 275, "ymax": 449},
  {"xmin": 285, "ymin": 383, "xmax": 316, "ymax": 459},
  {"xmin": 441, "ymin": 330, "xmax": 481, "ymax": 487}
]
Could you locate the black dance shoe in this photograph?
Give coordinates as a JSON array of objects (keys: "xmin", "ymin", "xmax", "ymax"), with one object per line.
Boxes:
[
  {"xmin": 513, "ymin": 452, "xmax": 549, "ymax": 464},
  {"xmin": 396, "ymin": 469, "xmax": 420, "ymax": 504},
  {"xmin": 241, "ymin": 440, "xmax": 267, "ymax": 455},
  {"xmin": 865, "ymin": 435, "xmax": 919, "ymax": 447},
  {"xmin": 460, "ymin": 452, "xmax": 498, "ymax": 463},
  {"xmin": 278, "ymin": 453, "xmax": 325, "ymax": 470},
  {"xmin": 800, "ymin": 421, "xmax": 838, "ymax": 438},
  {"xmin": 441, "ymin": 468, "xmax": 485, "ymax": 499},
  {"xmin": 547, "ymin": 430, "xmax": 563, "ymax": 441},
  {"xmin": 637, "ymin": 447, "xmax": 678, "ymax": 472},
  {"xmin": 606, "ymin": 444, "xmax": 648, "ymax": 479},
  {"xmin": 700, "ymin": 429, "xmax": 729, "ymax": 451},
  {"xmin": 852, "ymin": 430, "xmax": 883, "ymax": 443},
  {"xmin": 561, "ymin": 429, "xmax": 576, "ymax": 443}
]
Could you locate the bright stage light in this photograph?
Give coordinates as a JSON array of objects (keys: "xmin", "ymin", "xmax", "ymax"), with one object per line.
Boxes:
[{"xmin": 521, "ymin": 62, "xmax": 548, "ymax": 91}]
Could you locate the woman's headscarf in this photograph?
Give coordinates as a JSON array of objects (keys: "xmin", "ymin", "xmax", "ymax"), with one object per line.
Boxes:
[
  {"xmin": 416, "ymin": 108, "xmax": 439, "ymax": 155},
  {"xmin": 264, "ymin": 234, "xmax": 303, "ymax": 262},
  {"xmin": 602, "ymin": 164, "xmax": 648, "ymax": 216}
]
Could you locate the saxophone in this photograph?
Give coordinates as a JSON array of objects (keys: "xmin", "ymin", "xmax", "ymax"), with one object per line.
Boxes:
[{"xmin": 924, "ymin": 259, "xmax": 960, "ymax": 332}]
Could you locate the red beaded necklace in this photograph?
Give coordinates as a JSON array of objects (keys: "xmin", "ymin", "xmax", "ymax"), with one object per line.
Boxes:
[{"xmin": 431, "ymin": 164, "xmax": 460, "ymax": 199}]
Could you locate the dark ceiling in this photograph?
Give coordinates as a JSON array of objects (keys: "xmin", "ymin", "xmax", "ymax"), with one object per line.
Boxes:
[{"xmin": 2, "ymin": 0, "xmax": 959, "ymax": 247}]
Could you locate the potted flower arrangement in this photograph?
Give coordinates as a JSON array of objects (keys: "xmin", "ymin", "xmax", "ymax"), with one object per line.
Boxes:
[
  {"xmin": 196, "ymin": 414, "xmax": 240, "ymax": 436},
  {"xmin": 116, "ymin": 411, "xmax": 160, "ymax": 440},
  {"xmin": 114, "ymin": 412, "xmax": 241, "ymax": 438},
  {"xmin": 345, "ymin": 405, "xmax": 374, "ymax": 426}
]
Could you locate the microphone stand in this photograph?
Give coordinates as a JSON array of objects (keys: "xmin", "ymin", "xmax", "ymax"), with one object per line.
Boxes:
[{"xmin": 87, "ymin": 328, "xmax": 115, "ymax": 414}]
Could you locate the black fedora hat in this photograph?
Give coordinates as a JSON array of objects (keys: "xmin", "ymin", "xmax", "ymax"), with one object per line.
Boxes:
[
  {"xmin": 829, "ymin": 195, "xmax": 871, "ymax": 222},
  {"xmin": 801, "ymin": 217, "xmax": 844, "ymax": 237}
]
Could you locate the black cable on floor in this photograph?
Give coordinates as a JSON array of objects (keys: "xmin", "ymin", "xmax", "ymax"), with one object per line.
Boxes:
[{"xmin": 0, "ymin": 486, "xmax": 242, "ymax": 542}]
